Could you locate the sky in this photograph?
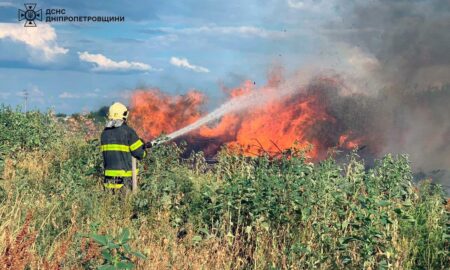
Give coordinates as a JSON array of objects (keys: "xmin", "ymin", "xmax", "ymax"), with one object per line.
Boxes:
[
  {"xmin": 2, "ymin": 0, "xmax": 450, "ymax": 187},
  {"xmin": 0, "ymin": 0, "xmax": 345, "ymax": 114},
  {"xmin": 1, "ymin": 1, "xmax": 448, "ymax": 115}
]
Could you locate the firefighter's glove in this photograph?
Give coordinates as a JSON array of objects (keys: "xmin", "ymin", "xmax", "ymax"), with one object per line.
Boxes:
[{"xmin": 144, "ymin": 141, "xmax": 154, "ymax": 149}]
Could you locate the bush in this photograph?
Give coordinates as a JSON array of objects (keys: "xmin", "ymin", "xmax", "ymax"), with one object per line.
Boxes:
[{"xmin": 0, "ymin": 109, "xmax": 448, "ymax": 269}]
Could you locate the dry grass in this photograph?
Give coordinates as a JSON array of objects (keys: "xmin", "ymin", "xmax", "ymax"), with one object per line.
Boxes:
[
  {"xmin": 16, "ymin": 152, "xmax": 53, "ymax": 181},
  {"xmin": 1, "ymin": 212, "xmax": 37, "ymax": 270},
  {"xmin": 133, "ymin": 214, "xmax": 232, "ymax": 270},
  {"xmin": 0, "ymin": 201, "xmax": 447, "ymax": 269},
  {"xmin": 1, "ymin": 149, "xmax": 64, "ymax": 183},
  {"xmin": 2, "ymin": 158, "xmax": 16, "ymax": 181},
  {"xmin": 0, "ymin": 110, "xmax": 447, "ymax": 269},
  {"xmin": 38, "ymin": 218, "xmax": 78, "ymax": 270}
]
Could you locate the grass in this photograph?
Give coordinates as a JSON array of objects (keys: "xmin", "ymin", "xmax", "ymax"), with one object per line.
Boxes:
[{"xmin": 0, "ymin": 107, "xmax": 448, "ymax": 269}]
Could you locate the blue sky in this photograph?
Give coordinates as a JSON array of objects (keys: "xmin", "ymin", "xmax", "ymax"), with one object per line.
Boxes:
[{"xmin": 0, "ymin": 0, "xmax": 344, "ymax": 113}]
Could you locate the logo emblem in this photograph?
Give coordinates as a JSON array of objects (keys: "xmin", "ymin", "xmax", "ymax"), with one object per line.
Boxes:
[{"xmin": 18, "ymin": 3, "xmax": 42, "ymax": 27}]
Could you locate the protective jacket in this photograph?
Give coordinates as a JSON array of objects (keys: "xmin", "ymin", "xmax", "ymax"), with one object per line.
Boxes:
[{"xmin": 100, "ymin": 123, "xmax": 146, "ymax": 188}]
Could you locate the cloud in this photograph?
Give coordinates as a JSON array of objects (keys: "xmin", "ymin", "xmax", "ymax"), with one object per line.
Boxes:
[
  {"xmin": 287, "ymin": 0, "xmax": 336, "ymax": 13},
  {"xmin": 0, "ymin": 23, "xmax": 68, "ymax": 61},
  {"xmin": 85, "ymin": 93, "xmax": 98, "ymax": 97},
  {"xmin": 78, "ymin": 51, "xmax": 158, "ymax": 72},
  {"xmin": 0, "ymin": 2, "xmax": 13, "ymax": 8},
  {"xmin": 59, "ymin": 92, "xmax": 80, "ymax": 99},
  {"xmin": 287, "ymin": 0, "xmax": 307, "ymax": 9},
  {"xmin": 59, "ymin": 90, "xmax": 104, "ymax": 99},
  {"xmin": 170, "ymin": 57, "xmax": 210, "ymax": 73},
  {"xmin": 154, "ymin": 26, "xmax": 288, "ymax": 39}
]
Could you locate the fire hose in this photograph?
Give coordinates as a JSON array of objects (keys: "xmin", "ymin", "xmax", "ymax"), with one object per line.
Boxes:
[{"xmin": 144, "ymin": 136, "xmax": 171, "ymax": 149}]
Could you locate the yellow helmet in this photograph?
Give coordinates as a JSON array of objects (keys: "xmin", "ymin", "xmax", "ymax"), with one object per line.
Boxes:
[{"xmin": 108, "ymin": 102, "xmax": 129, "ymax": 120}]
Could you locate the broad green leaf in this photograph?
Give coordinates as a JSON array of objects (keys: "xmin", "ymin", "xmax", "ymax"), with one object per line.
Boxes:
[
  {"xmin": 98, "ymin": 265, "xmax": 116, "ymax": 270},
  {"xmin": 117, "ymin": 261, "xmax": 135, "ymax": 269},
  {"xmin": 131, "ymin": 251, "xmax": 147, "ymax": 259},
  {"xmin": 107, "ymin": 242, "xmax": 121, "ymax": 249},
  {"xmin": 118, "ymin": 228, "xmax": 130, "ymax": 244},
  {"xmin": 91, "ymin": 234, "xmax": 108, "ymax": 246},
  {"xmin": 123, "ymin": 243, "xmax": 132, "ymax": 253},
  {"xmin": 101, "ymin": 249, "xmax": 113, "ymax": 262}
]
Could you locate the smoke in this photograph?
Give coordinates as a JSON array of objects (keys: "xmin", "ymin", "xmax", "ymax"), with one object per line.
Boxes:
[
  {"xmin": 329, "ymin": 0, "xmax": 450, "ymax": 90},
  {"xmin": 325, "ymin": 0, "xmax": 450, "ymax": 188},
  {"xmin": 129, "ymin": 0, "xmax": 450, "ymax": 191},
  {"xmin": 131, "ymin": 70, "xmax": 381, "ymax": 159}
]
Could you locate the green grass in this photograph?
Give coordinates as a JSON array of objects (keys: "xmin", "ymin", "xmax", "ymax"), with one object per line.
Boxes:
[{"xmin": 0, "ymin": 107, "xmax": 448, "ymax": 269}]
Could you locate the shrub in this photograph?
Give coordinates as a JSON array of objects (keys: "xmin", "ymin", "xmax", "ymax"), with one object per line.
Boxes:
[{"xmin": 0, "ymin": 109, "xmax": 448, "ymax": 269}]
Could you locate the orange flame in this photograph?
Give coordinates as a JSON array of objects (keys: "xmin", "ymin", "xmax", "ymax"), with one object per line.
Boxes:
[
  {"xmin": 339, "ymin": 133, "xmax": 362, "ymax": 149},
  {"xmin": 196, "ymin": 83, "xmax": 331, "ymax": 158},
  {"xmin": 130, "ymin": 89, "xmax": 204, "ymax": 139},
  {"xmin": 129, "ymin": 74, "xmax": 367, "ymax": 159}
]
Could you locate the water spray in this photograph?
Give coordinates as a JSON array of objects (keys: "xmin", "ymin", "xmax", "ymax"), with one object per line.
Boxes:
[
  {"xmin": 149, "ymin": 78, "xmax": 305, "ymax": 145},
  {"xmin": 150, "ymin": 90, "xmax": 265, "ymax": 145}
]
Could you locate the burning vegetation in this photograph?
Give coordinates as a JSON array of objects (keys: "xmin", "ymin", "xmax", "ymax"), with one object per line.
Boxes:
[
  {"xmin": 129, "ymin": 70, "xmax": 379, "ymax": 161},
  {"xmin": 129, "ymin": 74, "xmax": 450, "ymax": 194}
]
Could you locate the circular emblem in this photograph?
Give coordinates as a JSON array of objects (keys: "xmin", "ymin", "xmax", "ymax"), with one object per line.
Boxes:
[{"xmin": 25, "ymin": 10, "xmax": 36, "ymax": 21}]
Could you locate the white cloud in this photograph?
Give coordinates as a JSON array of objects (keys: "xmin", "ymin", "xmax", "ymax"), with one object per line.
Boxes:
[
  {"xmin": 0, "ymin": 23, "xmax": 68, "ymax": 61},
  {"xmin": 287, "ymin": 0, "xmax": 306, "ymax": 9},
  {"xmin": 152, "ymin": 34, "xmax": 178, "ymax": 45},
  {"xmin": 0, "ymin": 2, "xmax": 13, "ymax": 8},
  {"xmin": 59, "ymin": 90, "xmax": 104, "ymax": 99},
  {"xmin": 287, "ymin": 0, "xmax": 336, "ymax": 12},
  {"xmin": 59, "ymin": 92, "xmax": 80, "ymax": 99},
  {"xmin": 160, "ymin": 26, "xmax": 288, "ymax": 39},
  {"xmin": 86, "ymin": 92, "xmax": 98, "ymax": 97},
  {"xmin": 170, "ymin": 57, "xmax": 210, "ymax": 73},
  {"xmin": 78, "ymin": 51, "xmax": 158, "ymax": 72}
]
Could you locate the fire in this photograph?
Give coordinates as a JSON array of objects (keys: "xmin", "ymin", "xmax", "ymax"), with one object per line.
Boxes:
[
  {"xmin": 339, "ymin": 133, "xmax": 362, "ymax": 149},
  {"xmin": 130, "ymin": 90, "xmax": 205, "ymax": 139},
  {"xmin": 129, "ymin": 73, "xmax": 368, "ymax": 160},
  {"xmin": 197, "ymin": 83, "xmax": 331, "ymax": 158}
]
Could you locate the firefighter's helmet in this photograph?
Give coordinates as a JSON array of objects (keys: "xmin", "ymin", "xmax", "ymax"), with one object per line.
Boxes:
[{"xmin": 108, "ymin": 102, "xmax": 129, "ymax": 120}]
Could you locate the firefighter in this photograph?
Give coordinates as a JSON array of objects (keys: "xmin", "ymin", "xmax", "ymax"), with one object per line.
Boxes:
[{"xmin": 100, "ymin": 102, "xmax": 149, "ymax": 194}]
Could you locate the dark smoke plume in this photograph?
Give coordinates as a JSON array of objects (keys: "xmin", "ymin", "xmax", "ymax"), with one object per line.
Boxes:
[
  {"xmin": 331, "ymin": 0, "xmax": 450, "ymax": 89},
  {"xmin": 327, "ymin": 0, "xmax": 450, "ymax": 190}
]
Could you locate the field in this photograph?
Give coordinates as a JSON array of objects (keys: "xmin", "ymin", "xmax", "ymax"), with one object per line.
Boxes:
[{"xmin": 0, "ymin": 107, "xmax": 448, "ymax": 269}]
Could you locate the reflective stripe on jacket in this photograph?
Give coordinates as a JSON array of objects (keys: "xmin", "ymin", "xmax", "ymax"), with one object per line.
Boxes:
[{"xmin": 100, "ymin": 123, "xmax": 146, "ymax": 179}]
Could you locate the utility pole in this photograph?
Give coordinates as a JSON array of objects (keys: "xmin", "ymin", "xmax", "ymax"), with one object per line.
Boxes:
[{"xmin": 22, "ymin": 89, "xmax": 29, "ymax": 113}]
